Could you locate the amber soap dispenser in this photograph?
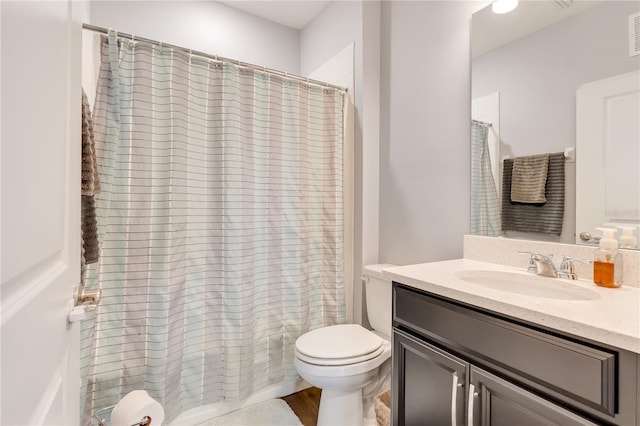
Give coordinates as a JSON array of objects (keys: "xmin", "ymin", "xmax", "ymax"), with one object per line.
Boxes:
[{"xmin": 593, "ymin": 228, "xmax": 623, "ymax": 288}]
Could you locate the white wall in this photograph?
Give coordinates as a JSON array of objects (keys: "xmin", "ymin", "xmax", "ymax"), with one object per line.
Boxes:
[
  {"xmin": 300, "ymin": 1, "xmax": 362, "ymax": 77},
  {"xmin": 472, "ymin": 1, "xmax": 640, "ymax": 244},
  {"xmin": 85, "ymin": 0, "xmax": 300, "ymax": 133},
  {"xmin": 378, "ymin": 1, "xmax": 481, "ymax": 265},
  {"xmin": 89, "ymin": 0, "xmax": 300, "ymax": 74},
  {"xmin": 301, "ymin": 1, "xmax": 366, "ymax": 321},
  {"xmin": 301, "ymin": 1, "xmax": 381, "ymax": 326}
]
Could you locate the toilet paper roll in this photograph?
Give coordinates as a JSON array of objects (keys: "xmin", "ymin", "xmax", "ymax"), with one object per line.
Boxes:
[{"xmin": 110, "ymin": 390, "xmax": 164, "ymax": 426}]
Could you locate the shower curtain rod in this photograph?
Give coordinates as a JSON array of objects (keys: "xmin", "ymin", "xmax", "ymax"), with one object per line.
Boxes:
[{"xmin": 82, "ymin": 23, "xmax": 348, "ymax": 93}]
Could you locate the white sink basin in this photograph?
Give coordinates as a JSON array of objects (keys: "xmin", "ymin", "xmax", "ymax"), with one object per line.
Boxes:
[{"xmin": 454, "ymin": 270, "xmax": 601, "ymax": 301}]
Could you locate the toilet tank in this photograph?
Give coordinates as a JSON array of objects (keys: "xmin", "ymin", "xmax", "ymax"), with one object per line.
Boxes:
[{"xmin": 363, "ymin": 264, "xmax": 396, "ymax": 339}]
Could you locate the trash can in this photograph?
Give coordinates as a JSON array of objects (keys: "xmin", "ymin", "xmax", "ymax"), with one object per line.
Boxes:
[{"xmin": 374, "ymin": 389, "xmax": 391, "ymax": 426}]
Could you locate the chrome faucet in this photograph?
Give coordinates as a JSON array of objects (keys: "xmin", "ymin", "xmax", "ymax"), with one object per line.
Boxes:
[
  {"xmin": 558, "ymin": 256, "xmax": 591, "ymax": 280},
  {"xmin": 519, "ymin": 251, "xmax": 556, "ymax": 277},
  {"xmin": 519, "ymin": 252, "xmax": 590, "ymax": 279}
]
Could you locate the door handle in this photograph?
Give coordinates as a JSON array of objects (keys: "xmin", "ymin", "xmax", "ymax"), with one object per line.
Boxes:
[
  {"xmin": 451, "ymin": 373, "xmax": 463, "ymax": 426},
  {"xmin": 74, "ymin": 283, "xmax": 101, "ymax": 309},
  {"xmin": 69, "ymin": 284, "xmax": 101, "ymax": 322},
  {"xmin": 579, "ymin": 232, "xmax": 600, "ymax": 244},
  {"xmin": 467, "ymin": 383, "xmax": 478, "ymax": 426}
]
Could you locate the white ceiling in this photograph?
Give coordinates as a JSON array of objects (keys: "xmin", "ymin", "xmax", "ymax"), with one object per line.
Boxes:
[
  {"xmin": 472, "ymin": 0, "xmax": 606, "ymax": 57},
  {"xmin": 218, "ymin": 0, "xmax": 331, "ymax": 30},
  {"xmin": 219, "ymin": 0, "xmax": 606, "ymax": 52}
]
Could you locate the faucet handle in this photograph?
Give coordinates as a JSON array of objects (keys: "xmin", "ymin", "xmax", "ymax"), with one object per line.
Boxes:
[
  {"xmin": 558, "ymin": 256, "xmax": 591, "ymax": 280},
  {"xmin": 518, "ymin": 251, "xmax": 539, "ymax": 274}
]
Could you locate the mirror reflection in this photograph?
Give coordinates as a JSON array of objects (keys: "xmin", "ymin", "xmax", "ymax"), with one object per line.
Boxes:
[{"xmin": 471, "ymin": 1, "xmax": 640, "ymax": 248}]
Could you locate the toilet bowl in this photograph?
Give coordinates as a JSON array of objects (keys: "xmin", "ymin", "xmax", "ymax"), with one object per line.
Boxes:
[{"xmin": 294, "ymin": 264, "xmax": 395, "ymax": 426}]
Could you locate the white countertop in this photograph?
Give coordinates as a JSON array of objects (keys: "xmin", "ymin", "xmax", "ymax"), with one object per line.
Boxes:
[{"xmin": 384, "ymin": 259, "xmax": 640, "ymax": 354}]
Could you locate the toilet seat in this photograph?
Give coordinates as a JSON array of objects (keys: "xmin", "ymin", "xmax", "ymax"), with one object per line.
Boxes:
[
  {"xmin": 296, "ymin": 344, "xmax": 385, "ymax": 366},
  {"xmin": 295, "ymin": 324, "xmax": 384, "ymax": 366}
]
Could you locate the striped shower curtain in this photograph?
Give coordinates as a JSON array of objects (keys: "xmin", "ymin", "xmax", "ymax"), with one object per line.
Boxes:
[
  {"xmin": 470, "ymin": 120, "xmax": 501, "ymax": 236},
  {"xmin": 81, "ymin": 31, "xmax": 346, "ymax": 424}
]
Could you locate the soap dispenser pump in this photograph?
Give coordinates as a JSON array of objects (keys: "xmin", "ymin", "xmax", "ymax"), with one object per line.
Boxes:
[
  {"xmin": 617, "ymin": 226, "xmax": 638, "ymax": 249},
  {"xmin": 593, "ymin": 227, "xmax": 623, "ymax": 288}
]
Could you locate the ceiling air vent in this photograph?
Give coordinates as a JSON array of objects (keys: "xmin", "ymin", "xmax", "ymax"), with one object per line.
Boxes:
[
  {"xmin": 631, "ymin": 12, "xmax": 640, "ymax": 57},
  {"xmin": 553, "ymin": 0, "xmax": 573, "ymax": 8}
]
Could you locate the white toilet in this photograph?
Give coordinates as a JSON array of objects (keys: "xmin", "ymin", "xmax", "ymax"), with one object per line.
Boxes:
[{"xmin": 294, "ymin": 264, "xmax": 395, "ymax": 426}]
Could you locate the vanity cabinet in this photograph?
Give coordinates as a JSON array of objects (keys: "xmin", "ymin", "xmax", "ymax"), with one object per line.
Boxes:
[
  {"xmin": 393, "ymin": 332, "xmax": 466, "ymax": 425},
  {"xmin": 392, "ymin": 284, "xmax": 639, "ymax": 426}
]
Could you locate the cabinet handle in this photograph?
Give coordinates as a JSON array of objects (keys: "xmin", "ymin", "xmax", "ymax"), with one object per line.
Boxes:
[
  {"xmin": 467, "ymin": 383, "xmax": 477, "ymax": 426},
  {"xmin": 451, "ymin": 373, "xmax": 460, "ymax": 426}
]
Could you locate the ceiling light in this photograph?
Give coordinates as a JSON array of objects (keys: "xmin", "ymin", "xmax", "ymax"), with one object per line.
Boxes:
[{"xmin": 492, "ymin": 0, "xmax": 518, "ymax": 14}]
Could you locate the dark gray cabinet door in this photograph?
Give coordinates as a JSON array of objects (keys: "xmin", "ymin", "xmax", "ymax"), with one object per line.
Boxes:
[
  {"xmin": 393, "ymin": 331, "xmax": 467, "ymax": 426},
  {"xmin": 469, "ymin": 367, "xmax": 598, "ymax": 426}
]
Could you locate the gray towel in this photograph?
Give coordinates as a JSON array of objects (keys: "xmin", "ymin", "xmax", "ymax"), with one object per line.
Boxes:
[
  {"xmin": 81, "ymin": 195, "xmax": 99, "ymax": 264},
  {"xmin": 82, "ymin": 90, "xmax": 100, "ymax": 195},
  {"xmin": 81, "ymin": 89, "xmax": 100, "ymax": 264},
  {"xmin": 501, "ymin": 153, "xmax": 565, "ymax": 235},
  {"xmin": 511, "ymin": 154, "xmax": 549, "ymax": 203}
]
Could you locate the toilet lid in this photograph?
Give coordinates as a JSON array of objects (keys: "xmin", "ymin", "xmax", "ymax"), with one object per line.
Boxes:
[
  {"xmin": 295, "ymin": 324, "xmax": 384, "ymax": 361},
  {"xmin": 295, "ymin": 344, "xmax": 385, "ymax": 366}
]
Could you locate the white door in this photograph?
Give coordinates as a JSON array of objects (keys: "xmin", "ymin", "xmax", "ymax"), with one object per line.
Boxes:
[
  {"xmin": 1, "ymin": 2, "xmax": 83, "ymax": 424},
  {"xmin": 576, "ymin": 70, "xmax": 640, "ymax": 245}
]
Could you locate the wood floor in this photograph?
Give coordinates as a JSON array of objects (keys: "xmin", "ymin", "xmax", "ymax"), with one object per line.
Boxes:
[{"xmin": 281, "ymin": 387, "xmax": 321, "ymax": 426}]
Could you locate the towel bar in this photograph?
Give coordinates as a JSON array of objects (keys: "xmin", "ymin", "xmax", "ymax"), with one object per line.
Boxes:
[{"xmin": 502, "ymin": 148, "xmax": 575, "ymax": 163}]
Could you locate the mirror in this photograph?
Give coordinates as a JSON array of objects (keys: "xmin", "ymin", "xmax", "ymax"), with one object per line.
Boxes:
[{"xmin": 471, "ymin": 1, "xmax": 640, "ymax": 248}]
